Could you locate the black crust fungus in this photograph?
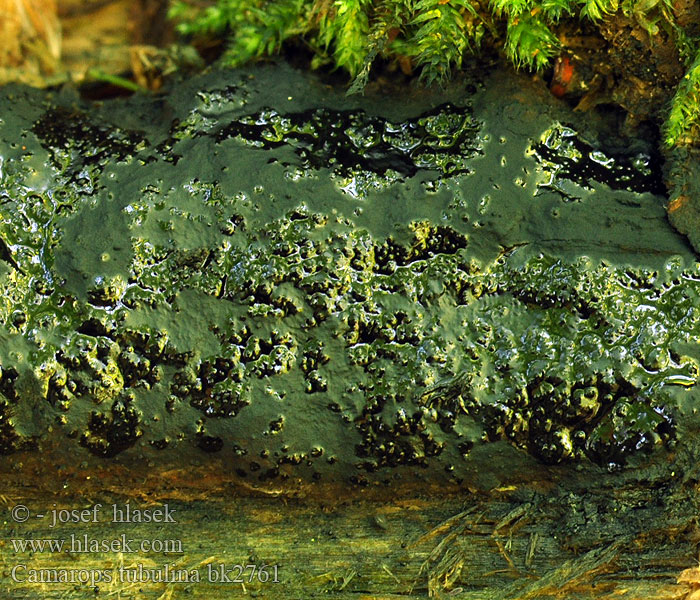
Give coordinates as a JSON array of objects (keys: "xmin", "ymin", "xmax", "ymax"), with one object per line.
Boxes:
[{"xmin": 0, "ymin": 63, "xmax": 697, "ymax": 487}]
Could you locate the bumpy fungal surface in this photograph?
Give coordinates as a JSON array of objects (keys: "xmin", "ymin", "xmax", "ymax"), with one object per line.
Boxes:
[{"xmin": 0, "ymin": 63, "xmax": 698, "ymax": 488}]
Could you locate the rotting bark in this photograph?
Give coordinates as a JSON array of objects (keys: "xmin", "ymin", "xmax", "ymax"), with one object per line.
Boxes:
[{"xmin": 2, "ymin": 462, "xmax": 700, "ymax": 599}]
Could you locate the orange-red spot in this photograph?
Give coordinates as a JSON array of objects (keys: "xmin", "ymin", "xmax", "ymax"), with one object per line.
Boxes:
[
  {"xmin": 668, "ymin": 195, "xmax": 689, "ymax": 213},
  {"xmin": 550, "ymin": 83, "xmax": 566, "ymax": 98},
  {"xmin": 550, "ymin": 56, "xmax": 574, "ymax": 98}
]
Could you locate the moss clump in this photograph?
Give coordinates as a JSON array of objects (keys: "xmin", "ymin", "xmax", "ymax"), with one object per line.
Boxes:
[{"xmin": 665, "ymin": 46, "xmax": 700, "ymax": 147}]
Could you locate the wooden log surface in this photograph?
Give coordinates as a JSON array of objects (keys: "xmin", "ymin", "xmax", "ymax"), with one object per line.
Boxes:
[
  {"xmin": 0, "ymin": 492, "xmax": 695, "ymax": 599},
  {"xmin": 2, "ymin": 449, "xmax": 699, "ymax": 599}
]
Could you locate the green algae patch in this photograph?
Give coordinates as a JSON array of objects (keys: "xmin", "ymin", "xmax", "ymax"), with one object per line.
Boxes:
[{"xmin": 0, "ymin": 62, "xmax": 698, "ymax": 488}]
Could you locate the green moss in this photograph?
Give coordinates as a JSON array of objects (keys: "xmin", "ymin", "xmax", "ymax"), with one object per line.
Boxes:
[
  {"xmin": 665, "ymin": 46, "xmax": 700, "ymax": 147},
  {"xmin": 503, "ymin": 12, "xmax": 559, "ymax": 71},
  {"xmin": 402, "ymin": 0, "xmax": 482, "ymax": 84},
  {"xmin": 578, "ymin": 0, "xmax": 618, "ymax": 21},
  {"xmin": 168, "ymin": 0, "xmax": 682, "ymax": 76}
]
